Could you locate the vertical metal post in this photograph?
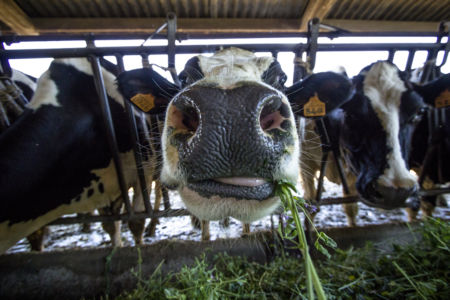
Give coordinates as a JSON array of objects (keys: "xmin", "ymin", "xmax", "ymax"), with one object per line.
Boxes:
[
  {"xmin": 293, "ymin": 50, "xmax": 308, "ymax": 82},
  {"xmin": 89, "ymin": 55, "xmax": 133, "ymax": 215},
  {"xmin": 0, "ymin": 43, "xmax": 12, "ymax": 76},
  {"xmin": 141, "ymin": 53, "xmax": 151, "ymax": 69},
  {"xmin": 116, "ymin": 54, "xmax": 153, "ymax": 214},
  {"xmin": 306, "ymin": 18, "xmax": 320, "ymax": 72},
  {"xmin": 167, "ymin": 12, "xmax": 181, "ymax": 87},
  {"xmin": 405, "ymin": 50, "xmax": 415, "ymax": 72},
  {"xmin": 387, "ymin": 50, "xmax": 395, "ymax": 62}
]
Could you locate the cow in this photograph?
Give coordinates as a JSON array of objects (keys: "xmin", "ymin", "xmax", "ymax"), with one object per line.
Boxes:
[
  {"xmin": 0, "ymin": 68, "xmax": 49, "ymax": 251},
  {"xmin": 0, "ymin": 58, "xmax": 164, "ymax": 253},
  {"xmin": 406, "ymin": 73, "xmax": 450, "ymax": 220},
  {"xmin": 117, "ymin": 47, "xmax": 354, "ymax": 238},
  {"xmin": 0, "ymin": 68, "xmax": 36, "ymax": 131},
  {"xmin": 299, "ymin": 61, "xmax": 428, "ymax": 226}
]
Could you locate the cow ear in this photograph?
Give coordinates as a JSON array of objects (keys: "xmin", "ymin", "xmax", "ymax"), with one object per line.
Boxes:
[
  {"xmin": 413, "ymin": 73, "xmax": 450, "ymax": 108},
  {"xmin": 178, "ymin": 56, "xmax": 204, "ymax": 87},
  {"xmin": 117, "ymin": 68, "xmax": 180, "ymax": 114},
  {"xmin": 262, "ymin": 60, "xmax": 287, "ymax": 90},
  {"xmin": 285, "ymin": 72, "xmax": 354, "ymax": 118}
]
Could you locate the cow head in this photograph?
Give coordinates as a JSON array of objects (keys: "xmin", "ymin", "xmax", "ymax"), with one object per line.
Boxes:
[
  {"xmin": 329, "ymin": 61, "xmax": 427, "ymax": 209},
  {"xmin": 118, "ymin": 47, "xmax": 352, "ymax": 222}
]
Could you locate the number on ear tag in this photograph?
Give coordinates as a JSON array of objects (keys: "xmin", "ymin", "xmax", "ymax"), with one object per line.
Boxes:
[
  {"xmin": 130, "ymin": 93, "xmax": 155, "ymax": 112},
  {"xmin": 435, "ymin": 89, "xmax": 450, "ymax": 108},
  {"xmin": 304, "ymin": 93, "xmax": 326, "ymax": 117}
]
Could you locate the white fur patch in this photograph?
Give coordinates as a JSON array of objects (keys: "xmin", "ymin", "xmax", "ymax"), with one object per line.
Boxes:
[
  {"xmin": 180, "ymin": 187, "xmax": 281, "ymax": 223},
  {"xmin": 27, "ymin": 70, "xmax": 60, "ymax": 110},
  {"xmin": 363, "ymin": 62, "xmax": 417, "ymax": 189},
  {"xmin": 197, "ymin": 47, "xmax": 273, "ymax": 88}
]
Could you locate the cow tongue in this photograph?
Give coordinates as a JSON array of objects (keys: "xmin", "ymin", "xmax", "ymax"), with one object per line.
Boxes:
[{"xmin": 214, "ymin": 177, "xmax": 267, "ymax": 187}]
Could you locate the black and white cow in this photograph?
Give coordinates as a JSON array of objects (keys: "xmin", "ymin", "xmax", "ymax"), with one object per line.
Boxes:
[
  {"xmin": 0, "ymin": 68, "xmax": 37, "ymax": 131},
  {"xmin": 0, "ymin": 58, "xmax": 169, "ymax": 253},
  {"xmin": 300, "ymin": 61, "xmax": 426, "ymax": 225},
  {"xmin": 117, "ymin": 47, "xmax": 354, "ymax": 235},
  {"xmin": 407, "ymin": 73, "xmax": 450, "ymax": 219}
]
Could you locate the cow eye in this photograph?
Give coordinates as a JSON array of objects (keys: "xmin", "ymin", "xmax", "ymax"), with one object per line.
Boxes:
[
  {"xmin": 409, "ymin": 106, "xmax": 427, "ymax": 124},
  {"xmin": 410, "ymin": 114, "xmax": 422, "ymax": 124}
]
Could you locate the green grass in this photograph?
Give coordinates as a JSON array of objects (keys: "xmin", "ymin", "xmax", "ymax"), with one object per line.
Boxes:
[{"xmin": 113, "ymin": 218, "xmax": 449, "ymax": 300}]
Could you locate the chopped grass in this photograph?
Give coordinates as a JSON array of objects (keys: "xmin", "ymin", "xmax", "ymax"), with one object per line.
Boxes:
[{"xmin": 113, "ymin": 218, "xmax": 449, "ymax": 300}]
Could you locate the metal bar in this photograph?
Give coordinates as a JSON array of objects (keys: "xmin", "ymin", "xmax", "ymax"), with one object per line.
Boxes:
[
  {"xmin": 0, "ymin": 43, "xmax": 12, "ymax": 76},
  {"xmin": 321, "ymin": 117, "xmax": 350, "ymax": 195},
  {"xmin": 89, "ymin": 55, "xmax": 133, "ymax": 215},
  {"xmin": 387, "ymin": 49, "xmax": 395, "ymax": 62},
  {"xmin": 116, "ymin": 54, "xmax": 153, "ymax": 214},
  {"xmin": 293, "ymin": 50, "xmax": 307, "ymax": 82},
  {"xmin": 0, "ymin": 31, "xmax": 442, "ymax": 44},
  {"xmin": 419, "ymin": 187, "xmax": 450, "ymax": 197},
  {"xmin": 167, "ymin": 12, "xmax": 180, "ymax": 86},
  {"xmin": 162, "ymin": 186, "xmax": 171, "ymax": 210},
  {"xmin": 331, "ymin": 147, "xmax": 350, "ymax": 195},
  {"xmin": 47, "ymin": 187, "xmax": 450, "ymax": 226},
  {"xmin": 307, "ymin": 18, "xmax": 320, "ymax": 71},
  {"xmin": 139, "ymin": 22, "xmax": 168, "ymax": 47},
  {"xmin": 405, "ymin": 50, "xmax": 415, "ymax": 72},
  {"xmin": 141, "ymin": 54, "xmax": 151, "ymax": 68},
  {"xmin": 315, "ymin": 151, "xmax": 329, "ymax": 203},
  {"xmin": 0, "ymin": 43, "xmax": 447, "ymax": 59},
  {"xmin": 49, "ymin": 209, "xmax": 191, "ymax": 225}
]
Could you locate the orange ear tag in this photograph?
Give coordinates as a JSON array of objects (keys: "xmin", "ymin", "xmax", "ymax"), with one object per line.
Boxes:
[
  {"xmin": 130, "ymin": 93, "xmax": 155, "ymax": 112},
  {"xmin": 435, "ymin": 89, "xmax": 450, "ymax": 108},
  {"xmin": 303, "ymin": 93, "xmax": 326, "ymax": 117}
]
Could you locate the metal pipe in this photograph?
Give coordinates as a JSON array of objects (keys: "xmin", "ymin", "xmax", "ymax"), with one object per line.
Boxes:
[
  {"xmin": 116, "ymin": 54, "xmax": 153, "ymax": 214},
  {"xmin": 167, "ymin": 12, "xmax": 181, "ymax": 86},
  {"xmin": 89, "ymin": 55, "xmax": 133, "ymax": 215},
  {"xmin": 307, "ymin": 18, "xmax": 320, "ymax": 71},
  {"xmin": 0, "ymin": 31, "xmax": 441, "ymax": 44},
  {"xmin": 405, "ymin": 50, "xmax": 415, "ymax": 72},
  {"xmin": 387, "ymin": 49, "xmax": 395, "ymax": 62},
  {"xmin": 0, "ymin": 43, "xmax": 447, "ymax": 59},
  {"xmin": 315, "ymin": 151, "xmax": 329, "ymax": 203},
  {"xmin": 49, "ymin": 209, "xmax": 191, "ymax": 225}
]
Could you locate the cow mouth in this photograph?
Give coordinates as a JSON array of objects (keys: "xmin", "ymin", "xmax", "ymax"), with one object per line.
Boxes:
[
  {"xmin": 361, "ymin": 182, "xmax": 416, "ymax": 209},
  {"xmin": 186, "ymin": 177, "xmax": 275, "ymax": 200}
]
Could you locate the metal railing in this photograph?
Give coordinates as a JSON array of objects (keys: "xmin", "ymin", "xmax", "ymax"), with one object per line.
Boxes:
[{"xmin": 0, "ymin": 16, "xmax": 449, "ymax": 226}]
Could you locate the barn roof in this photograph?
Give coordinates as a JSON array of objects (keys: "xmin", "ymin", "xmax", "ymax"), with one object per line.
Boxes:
[{"xmin": 0, "ymin": 0, "xmax": 448, "ymax": 36}]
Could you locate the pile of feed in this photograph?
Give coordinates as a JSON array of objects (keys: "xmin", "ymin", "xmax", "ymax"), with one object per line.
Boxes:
[{"xmin": 113, "ymin": 218, "xmax": 449, "ymax": 299}]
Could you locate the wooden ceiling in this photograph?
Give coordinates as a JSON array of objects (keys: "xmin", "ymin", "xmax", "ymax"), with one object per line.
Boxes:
[{"xmin": 0, "ymin": 0, "xmax": 448, "ymax": 36}]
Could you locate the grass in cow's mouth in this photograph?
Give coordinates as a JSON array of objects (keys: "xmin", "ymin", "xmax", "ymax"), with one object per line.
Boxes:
[
  {"xmin": 112, "ymin": 218, "xmax": 449, "ymax": 300},
  {"xmin": 274, "ymin": 180, "xmax": 335, "ymax": 300}
]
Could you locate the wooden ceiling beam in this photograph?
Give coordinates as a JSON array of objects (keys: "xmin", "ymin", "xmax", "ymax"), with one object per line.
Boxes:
[
  {"xmin": 31, "ymin": 18, "xmax": 303, "ymax": 34},
  {"xmin": 0, "ymin": 0, "xmax": 37, "ymax": 35},
  {"xmin": 324, "ymin": 19, "xmax": 440, "ymax": 33},
  {"xmin": 0, "ymin": 18, "xmax": 441, "ymax": 35},
  {"xmin": 299, "ymin": 0, "xmax": 338, "ymax": 31}
]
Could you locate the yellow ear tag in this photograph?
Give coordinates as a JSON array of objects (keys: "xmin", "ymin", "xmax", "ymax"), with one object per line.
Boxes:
[
  {"xmin": 303, "ymin": 93, "xmax": 326, "ymax": 117},
  {"xmin": 130, "ymin": 93, "xmax": 155, "ymax": 112},
  {"xmin": 435, "ymin": 89, "xmax": 450, "ymax": 108}
]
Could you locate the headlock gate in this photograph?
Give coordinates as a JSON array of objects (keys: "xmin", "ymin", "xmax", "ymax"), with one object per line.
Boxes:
[{"xmin": 0, "ymin": 14, "xmax": 449, "ymax": 227}]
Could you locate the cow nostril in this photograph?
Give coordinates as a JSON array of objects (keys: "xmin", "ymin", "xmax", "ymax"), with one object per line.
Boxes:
[
  {"xmin": 259, "ymin": 99, "xmax": 284, "ymax": 131},
  {"xmin": 170, "ymin": 104, "xmax": 200, "ymax": 133},
  {"xmin": 181, "ymin": 106, "xmax": 199, "ymax": 132}
]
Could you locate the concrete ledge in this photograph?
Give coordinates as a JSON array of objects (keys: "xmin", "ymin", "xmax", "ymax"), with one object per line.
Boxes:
[{"xmin": 0, "ymin": 222, "xmax": 422, "ymax": 299}]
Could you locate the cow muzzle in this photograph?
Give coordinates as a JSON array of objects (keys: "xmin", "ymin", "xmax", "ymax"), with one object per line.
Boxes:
[{"xmin": 362, "ymin": 181, "xmax": 418, "ymax": 209}]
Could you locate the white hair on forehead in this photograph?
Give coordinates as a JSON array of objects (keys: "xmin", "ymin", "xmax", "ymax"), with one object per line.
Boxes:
[
  {"xmin": 363, "ymin": 61, "xmax": 416, "ymax": 190},
  {"xmin": 197, "ymin": 47, "xmax": 274, "ymax": 88}
]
